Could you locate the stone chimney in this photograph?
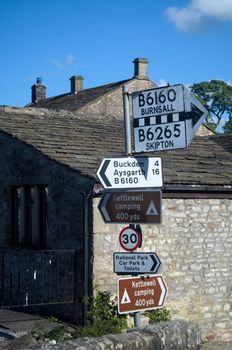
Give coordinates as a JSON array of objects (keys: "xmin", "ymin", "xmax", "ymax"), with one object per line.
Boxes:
[
  {"xmin": 133, "ymin": 58, "xmax": 149, "ymax": 80},
  {"xmin": 70, "ymin": 75, "xmax": 84, "ymax": 94},
  {"xmin": 31, "ymin": 78, "xmax": 46, "ymax": 103}
]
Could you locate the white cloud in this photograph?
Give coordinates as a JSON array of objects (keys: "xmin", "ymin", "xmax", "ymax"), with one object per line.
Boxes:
[
  {"xmin": 158, "ymin": 79, "xmax": 169, "ymax": 87},
  {"xmin": 165, "ymin": 0, "xmax": 232, "ymax": 33},
  {"xmin": 166, "ymin": 6, "xmax": 203, "ymax": 32},
  {"xmin": 50, "ymin": 58, "xmax": 63, "ymax": 69},
  {"xmin": 50, "ymin": 54, "xmax": 75, "ymax": 69},
  {"xmin": 66, "ymin": 54, "xmax": 75, "ymax": 65},
  {"xmin": 193, "ymin": 0, "xmax": 232, "ymax": 21}
]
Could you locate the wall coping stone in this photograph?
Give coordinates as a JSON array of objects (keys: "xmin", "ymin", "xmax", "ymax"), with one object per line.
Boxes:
[{"xmin": 36, "ymin": 320, "xmax": 202, "ymax": 350}]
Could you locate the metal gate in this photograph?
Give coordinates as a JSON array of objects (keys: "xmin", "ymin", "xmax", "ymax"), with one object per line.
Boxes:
[{"xmin": 0, "ymin": 250, "xmax": 76, "ymax": 307}]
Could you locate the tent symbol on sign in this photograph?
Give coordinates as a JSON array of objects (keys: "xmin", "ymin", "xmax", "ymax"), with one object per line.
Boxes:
[
  {"xmin": 146, "ymin": 200, "xmax": 158, "ymax": 216},
  {"xmin": 121, "ymin": 288, "xmax": 131, "ymax": 304}
]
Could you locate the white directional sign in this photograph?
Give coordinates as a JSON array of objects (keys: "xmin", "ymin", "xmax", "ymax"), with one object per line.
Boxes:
[
  {"xmin": 96, "ymin": 157, "xmax": 163, "ymax": 189},
  {"xmin": 132, "ymin": 84, "xmax": 208, "ymax": 153},
  {"xmin": 113, "ymin": 252, "xmax": 161, "ymax": 275}
]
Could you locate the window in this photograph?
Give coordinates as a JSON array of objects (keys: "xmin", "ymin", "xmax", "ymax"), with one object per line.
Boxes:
[{"xmin": 12, "ymin": 185, "xmax": 47, "ymax": 248}]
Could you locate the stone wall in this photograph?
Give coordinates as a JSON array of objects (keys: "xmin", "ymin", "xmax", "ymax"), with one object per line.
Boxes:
[
  {"xmin": 93, "ymin": 196, "xmax": 232, "ymax": 342},
  {"xmin": 78, "ymin": 79, "xmax": 155, "ymax": 118},
  {"xmin": 0, "ymin": 131, "xmax": 94, "ymax": 323},
  {"xmin": 36, "ymin": 320, "xmax": 201, "ymax": 350},
  {"xmin": 0, "ymin": 131, "xmax": 93, "ymax": 250}
]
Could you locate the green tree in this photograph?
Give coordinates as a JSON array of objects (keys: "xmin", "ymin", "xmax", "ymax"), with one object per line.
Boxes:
[
  {"xmin": 190, "ymin": 80, "xmax": 232, "ymax": 133},
  {"xmin": 223, "ymin": 117, "xmax": 232, "ymax": 134}
]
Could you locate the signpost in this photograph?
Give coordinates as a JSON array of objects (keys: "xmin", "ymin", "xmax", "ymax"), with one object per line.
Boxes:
[
  {"xmin": 132, "ymin": 84, "xmax": 208, "ymax": 153},
  {"xmin": 118, "ymin": 226, "xmax": 141, "ymax": 252},
  {"xmin": 96, "ymin": 157, "xmax": 163, "ymax": 189},
  {"xmin": 95, "ymin": 82, "xmax": 207, "ymax": 324},
  {"xmin": 98, "ymin": 189, "xmax": 162, "ymax": 224},
  {"xmin": 113, "ymin": 252, "xmax": 161, "ymax": 275},
  {"xmin": 117, "ymin": 275, "xmax": 167, "ymax": 314}
]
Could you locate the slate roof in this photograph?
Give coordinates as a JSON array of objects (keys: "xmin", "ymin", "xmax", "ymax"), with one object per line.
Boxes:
[
  {"xmin": 0, "ymin": 106, "xmax": 231, "ymax": 192},
  {"xmin": 27, "ymin": 79, "xmax": 132, "ymax": 111}
]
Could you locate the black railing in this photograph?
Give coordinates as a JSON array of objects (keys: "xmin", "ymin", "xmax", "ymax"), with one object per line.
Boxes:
[{"xmin": 0, "ymin": 249, "xmax": 76, "ymax": 307}]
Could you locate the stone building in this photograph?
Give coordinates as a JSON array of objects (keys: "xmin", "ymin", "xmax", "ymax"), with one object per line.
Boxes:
[{"xmin": 0, "ymin": 58, "xmax": 231, "ymax": 341}]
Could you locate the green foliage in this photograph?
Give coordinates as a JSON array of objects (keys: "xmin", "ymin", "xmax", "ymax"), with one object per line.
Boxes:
[
  {"xmin": 191, "ymin": 80, "xmax": 232, "ymax": 132},
  {"xmin": 31, "ymin": 291, "xmax": 128, "ymax": 342},
  {"xmin": 223, "ymin": 117, "xmax": 232, "ymax": 133},
  {"xmin": 145, "ymin": 307, "xmax": 171, "ymax": 324},
  {"xmin": 45, "ymin": 325, "xmax": 73, "ymax": 342},
  {"xmin": 31, "ymin": 322, "xmax": 74, "ymax": 342},
  {"xmin": 77, "ymin": 290, "xmax": 128, "ymax": 337}
]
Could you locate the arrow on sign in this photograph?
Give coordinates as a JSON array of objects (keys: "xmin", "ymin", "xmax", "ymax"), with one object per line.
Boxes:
[
  {"xmin": 183, "ymin": 102, "xmax": 207, "ymax": 127},
  {"xmin": 150, "ymin": 254, "xmax": 159, "ymax": 271},
  {"xmin": 157, "ymin": 276, "xmax": 167, "ymax": 306},
  {"xmin": 98, "ymin": 159, "xmax": 111, "ymax": 187},
  {"xmin": 190, "ymin": 103, "xmax": 206, "ymax": 127},
  {"xmin": 185, "ymin": 89, "xmax": 208, "ymax": 146}
]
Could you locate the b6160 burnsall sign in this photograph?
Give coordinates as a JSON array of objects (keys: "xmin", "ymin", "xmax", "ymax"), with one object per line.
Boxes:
[{"xmin": 132, "ymin": 84, "xmax": 207, "ymax": 153}]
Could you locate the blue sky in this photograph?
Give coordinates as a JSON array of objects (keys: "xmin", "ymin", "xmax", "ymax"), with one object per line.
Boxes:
[{"xmin": 1, "ymin": 0, "xmax": 232, "ymax": 107}]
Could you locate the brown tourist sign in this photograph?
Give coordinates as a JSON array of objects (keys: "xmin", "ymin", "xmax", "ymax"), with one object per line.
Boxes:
[
  {"xmin": 98, "ymin": 189, "xmax": 162, "ymax": 224},
  {"xmin": 117, "ymin": 275, "xmax": 167, "ymax": 314}
]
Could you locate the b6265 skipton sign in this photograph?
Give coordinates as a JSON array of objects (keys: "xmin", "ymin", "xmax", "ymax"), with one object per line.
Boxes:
[{"xmin": 132, "ymin": 84, "xmax": 207, "ymax": 153}]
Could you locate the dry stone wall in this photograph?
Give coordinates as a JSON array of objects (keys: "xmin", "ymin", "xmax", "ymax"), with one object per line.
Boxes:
[
  {"xmin": 34, "ymin": 320, "xmax": 201, "ymax": 350},
  {"xmin": 93, "ymin": 196, "xmax": 232, "ymax": 342}
]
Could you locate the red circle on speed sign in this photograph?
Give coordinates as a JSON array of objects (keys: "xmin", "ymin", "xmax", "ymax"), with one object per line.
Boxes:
[{"xmin": 119, "ymin": 226, "xmax": 141, "ymax": 252}]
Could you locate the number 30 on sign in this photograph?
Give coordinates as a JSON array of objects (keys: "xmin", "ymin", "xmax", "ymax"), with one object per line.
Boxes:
[{"xmin": 119, "ymin": 226, "xmax": 141, "ymax": 252}]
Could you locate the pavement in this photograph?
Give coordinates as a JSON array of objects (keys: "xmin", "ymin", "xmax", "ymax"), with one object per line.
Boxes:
[
  {"xmin": 0, "ymin": 309, "xmax": 232, "ymax": 349},
  {"xmin": 201, "ymin": 343, "xmax": 232, "ymax": 349}
]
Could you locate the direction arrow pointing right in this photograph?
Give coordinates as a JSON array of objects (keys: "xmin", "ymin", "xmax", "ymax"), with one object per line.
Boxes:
[
  {"xmin": 183, "ymin": 103, "xmax": 206, "ymax": 127},
  {"xmin": 157, "ymin": 276, "xmax": 167, "ymax": 306},
  {"xmin": 190, "ymin": 103, "xmax": 206, "ymax": 127},
  {"xmin": 183, "ymin": 86, "xmax": 208, "ymax": 147},
  {"xmin": 150, "ymin": 254, "xmax": 161, "ymax": 272}
]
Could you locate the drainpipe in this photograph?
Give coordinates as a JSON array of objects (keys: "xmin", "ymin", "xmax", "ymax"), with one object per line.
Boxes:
[{"xmin": 83, "ymin": 190, "xmax": 92, "ymax": 326}]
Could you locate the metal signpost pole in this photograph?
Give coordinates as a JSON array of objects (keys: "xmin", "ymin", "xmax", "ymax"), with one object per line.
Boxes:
[
  {"xmin": 122, "ymin": 85, "xmax": 132, "ymax": 155},
  {"xmin": 122, "ymin": 84, "xmax": 141, "ymax": 328}
]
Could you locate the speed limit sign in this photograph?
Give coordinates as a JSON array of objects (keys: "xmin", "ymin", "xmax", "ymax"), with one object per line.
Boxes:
[{"xmin": 119, "ymin": 226, "xmax": 141, "ymax": 252}]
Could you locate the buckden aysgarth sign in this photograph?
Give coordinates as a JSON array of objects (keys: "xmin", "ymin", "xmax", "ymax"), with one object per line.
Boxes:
[
  {"xmin": 96, "ymin": 157, "xmax": 163, "ymax": 189},
  {"xmin": 132, "ymin": 84, "xmax": 207, "ymax": 153}
]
